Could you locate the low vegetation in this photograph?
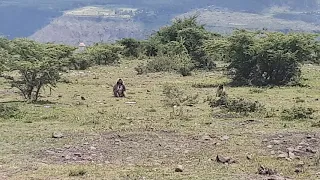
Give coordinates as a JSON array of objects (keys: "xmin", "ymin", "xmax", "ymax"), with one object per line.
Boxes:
[{"xmin": 0, "ymin": 16, "xmax": 320, "ymax": 179}]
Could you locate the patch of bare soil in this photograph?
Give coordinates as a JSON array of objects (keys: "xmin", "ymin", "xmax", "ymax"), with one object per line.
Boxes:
[
  {"xmin": 262, "ymin": 132, "xmax": 320, "ymax": 159},
  {"xmin": 36, "ymin": 131, "xmax": 220, "ymax": 166}
]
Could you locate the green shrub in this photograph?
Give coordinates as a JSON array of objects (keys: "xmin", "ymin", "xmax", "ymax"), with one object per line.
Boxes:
[
  {"xmin": 208, "ymin": 96, "xmax": 265, "ymax": 115},
  {"xmin": 0, "ymin": 104, "xmax": 21, "ymax": 119},
  {"xmin": 281, "ymin": 106, "xmax": 315, "ymax": 120},
  {"xmin": 224, "ymin": 30, "xmax": 318, "ymax": 86},
  {"xmin": 69, "ymin": 169, "xmax": 86, "ymax": 177},
  {"xmin": 134, "ymin": 64, "xmax": 148, "ymax": 75},
  {"xmin": 145, "ymin": 54, "xmax": 194, "ymax": 76},
  {"xmin": 162, "ymin": 83, "xmax": 198, "ymax": 108}
]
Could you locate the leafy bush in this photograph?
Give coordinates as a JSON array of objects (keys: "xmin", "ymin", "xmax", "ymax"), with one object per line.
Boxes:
[
  {"xmin": 149, "ymin": 16, "xmax": 216, "ymax": 70},
  {"xmin": 86, "ymin": 43, "xmax": 121, "ymax": 65},
  {"xmin": 134, "ymin": 64, "xmax": 148, "ymax": 75},
  {"xmin": 0, "ymin": 104, "xmax": 21, "ymax": 119},
  {"xmin": 162, "ymin": 83, "xmax": 198, "ymax": 119},
  {"xmin": 69, "ymin": 52, "xmax": 94, "ymax": 70},
  {"xmin": 210, "ymin": 30, "xmax": 318, "ymax": 86},
  {"xmin": 162, "ymin": 83, "xmax": 198, "ymax": 107},
  {"xmin": 145, "ymin": 54, "xmax": 194, "ymax": 76},
  {"xmin": 281, "ymin": 106, "xmax": 315, "ymax": 120},
  {"xmin": 69, "ymin": 169, "xmax": 86, "ymax": 177},
  {"xmin": 208, "ymin": 96, "xmax": 265, "ymax": 115},
  {"xmin": 117, "ymin": 38, "xmax": 141, "ymax": 58}
]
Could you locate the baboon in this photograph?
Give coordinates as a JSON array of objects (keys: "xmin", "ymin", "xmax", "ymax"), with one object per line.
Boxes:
[
  {"xmin": 113, "ymin": 79, "xmax": 126, "ymax": 97},
  {"xmin": 216, "ymin": 84, "xmax": 227, "ymax": 97}
]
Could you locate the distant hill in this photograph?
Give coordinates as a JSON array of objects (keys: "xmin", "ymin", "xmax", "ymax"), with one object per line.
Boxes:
[{"xmin": 1, "ymin": 0, "xmax": 320, "ymax": 44}]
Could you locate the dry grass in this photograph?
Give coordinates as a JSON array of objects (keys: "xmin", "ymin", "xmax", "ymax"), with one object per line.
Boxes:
[{"xmin": 0, "ymin": 60, "xmax": 320, "ymax": 179}]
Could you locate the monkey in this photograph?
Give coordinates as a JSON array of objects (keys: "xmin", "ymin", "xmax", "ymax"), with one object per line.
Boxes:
[
  {"xmin": 216, "ymin": 84, "xmax": 227, "ymax": 97},
  {"xmin": 113, "ymin": 79, "xmax": 126, "ymax": 97}
]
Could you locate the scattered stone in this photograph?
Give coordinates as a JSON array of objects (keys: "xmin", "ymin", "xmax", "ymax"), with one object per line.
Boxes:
[
  {"xmin": 258, "ymin": 165, "xmax": 277, "ymax": 175},
  {"xmin": 202, "ymin": 135, "xmax": 212, "ymax": 141},
  {"xmin": 306, "ymin": 147, "xmax": 317, "ymax": 154},
  {"xmin": 74, "ymin": 152, "xmax": 82, "ymax": 157},
  {"xmin": 262, "ymin": 139, "xmax": 268, "ymax": 143},
  {"xmin": 175, "ymin": 165, "xmax": 183, "ymax": 172},
  {"xmin": 288, "ymin": 152, "xmax": 299, "ymax": 160},
  {"xmin": 287, "ymin": 147, "xmax": 295, "ymax": 152},
  {"xmin": 52, "ymin": 132, "xmax": 64, "ymax": 138},
  {"xmin": 266, "ymin": 175, "xmax": 292, "ymax": 180},
  {"xmin": 294, "ymin": 168, "xmax": 302, "ymax": 174},
  {"xmin": 306, "ymin": 135, "xmax": 313, "ymax": 139},
  {"xmin": 215, "ymin": 155, "xmax": 236, "ymax": 164},
  {"xmin": 277, "ymin": 153, "xmax": 288, "ymax": 159},
  {"xmin": 296, "ymin": 161, "xmax": 305, "ymax": 168},
  {"xmin": 272, "ymin": 140, "xmax": 281, "ymax": 145},
  {"xmin": 267, "ymin": 145, "xmax": 273, "ymax": 149},
  {"xmin": 90, "ymin": 146, "xmax": 96, "ymax": 150},
  {"xmin": 270, "ymin": 151, "xmax": 276, "ymax": 155},
  {"xmin": 299, "ymin": 141, "xmax": 309, "ymax": 146},
  {"xmin": 220, "ymin": 135, "xmax": 229, "ymax": 141},
  {"xmin": 246, "ymin": 154, "xmax": 253, "ymax": 160},
  {"xmin": 81, "ymin": 96, "xmax": 86, "ymax": 100},
  {"xmin": 64, "ymin": 155, "xmax": 71, "ymax": 160}
]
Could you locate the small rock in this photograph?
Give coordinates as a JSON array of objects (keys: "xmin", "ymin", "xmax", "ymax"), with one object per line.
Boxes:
[
  {"xmin": 74, "ymin": 152, "xmax": 82, "ymax": 157},
  {"xmin": 299, "ymin": 141, "xmax": 309, "ymax": 146},
  {"xmin": 270, "ymin": 151, "xmax": 276, "ymax": 155},
  {"xmin": 246, "ymin": 154, "xmax": 253, "ymax": 160},
  {"xmin": 220, "ymin": 135, "xmax": 229, "ymax": 141},
  {"xmin": 175, "ymin": 165, "xmax": 183, "ymax": 172},
  {"xmin": 294, "ymin": 168, "xmax": 302, "ymax": 174},
  {"xmin": 306, "ymin": 147, "xmax": 317, "ymax": 154},
  {"xmin": 262, "ymin": 139, "xmax": 268, "ymax": 143},
  {"xmin": 267, "ymin": 145, "xmax": 273, "ymax": 149},
  {"xmin": 296, "ymin": 161, "xmax": 305, "ymax": 168},
  {"xmin": 277, "ymin": 153, "xmax": 288, "ymax": 159},
  {"xmin": 306, "ymin": 135, "xmax": 313, "ymax": 139},
  {"xmin": 287, "ymin": 147, "xmax": 295, "ymax": 152},
  {"xmin": 202, "ymin": 135, "xmax": 212, "ymax": 141},
  {"xmin": 258, "ymin": 165, "xmax": 277, "ymax": 175},
  {"xmin": 90, "ymin": 146, "xmax": 96, "ymax": 150},
  {"xmin": 52, "ymin": 132, "xmax": 64, "ymax": 138},
  {"xmin": 64, "ymin": 155, "xmax": 71, "ymax": 160},
  {"xmin": 216, "ymin": 155, "xmax": 236, "ymax": 164},
  {"xmin": 216, "ymin": 155, "xmax": 230, "ymax": 163},
  {"xmin": 272, "ymin": 140, "xmax": 281, "ymax": 145},
  {"xmin": 288, "ymin": 152, "xmax": 299, "ymax": 160}
]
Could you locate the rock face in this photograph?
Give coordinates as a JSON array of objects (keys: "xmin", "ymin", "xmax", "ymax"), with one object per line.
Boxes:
[{"xmin": 29, "ymin": 15, "xmax": 149, "ymax": 46}]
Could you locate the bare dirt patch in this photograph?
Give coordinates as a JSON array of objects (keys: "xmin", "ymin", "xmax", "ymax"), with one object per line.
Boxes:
[
  {"xmin": 36, "ymin": 131, "xmax": 220, "ymax": 166},
  {"xmin": 262, "ymin": 132, "xmax": 320, "ymax": 158}
]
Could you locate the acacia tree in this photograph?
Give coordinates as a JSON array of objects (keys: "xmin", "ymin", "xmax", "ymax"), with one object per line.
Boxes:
[
  {"xmin": 6, "ymin": 38, "xmax": 75, "ymax": 102},
  {"xmin": 224, "ymin": 30, "xmax": 318, "ymax": 86}
]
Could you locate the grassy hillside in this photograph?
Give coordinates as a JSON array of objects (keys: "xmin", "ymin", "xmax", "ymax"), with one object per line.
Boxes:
[{"xmin": 1, "ymin": 60, "xmax": 320, "ymax": 179}]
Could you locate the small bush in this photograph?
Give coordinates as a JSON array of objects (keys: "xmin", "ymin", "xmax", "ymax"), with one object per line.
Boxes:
[
  {"xmin": 192, "ymin": 82, "xmax": 219, "ymax": 88},
  {"xmin": 249, "ymin": 88, "xmax": 265, "ymax": 94},
  {"xmin": 0, "ymin": 104, "xmax": 21, "ymax": 119},
  {"xmin": 281, "ymin": 106, "xmax": 315, "ymax": 120},
  {"xmin": 69, "ymin": 169, "xmax": 86, "ymax": 177},
  {"xmin": 134, "ymin": 64, "xmax": 148, "ymax": 75},
  {"xmin": 146, "ymin": 54, "xmax": 194, "ymax": 76},
  {"xmin": 163, "ymin": 83, "xmax": 198, "ymax": 107},
  {"xmin": 311, "ymin": 121, "xmax": 320, "ymax": 128},
  {"xmin": 208, "ymin": 96, "xmax": 265, "ymax": 115}
]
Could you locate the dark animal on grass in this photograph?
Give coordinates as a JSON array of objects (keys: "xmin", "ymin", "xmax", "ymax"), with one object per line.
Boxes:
[
  {"xmin": 216, "ymin": 84, "xmax": 227, "ymax": 97},
  {"xmin": 113, "ymin": 79, "xmax": 126, "ymax": 97}
]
